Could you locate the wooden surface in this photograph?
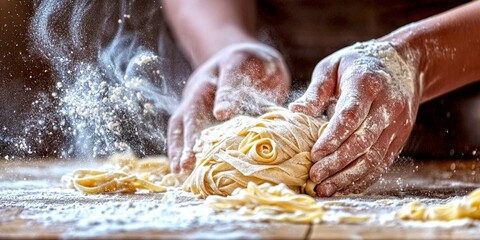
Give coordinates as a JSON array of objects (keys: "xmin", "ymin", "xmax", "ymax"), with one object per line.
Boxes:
[{"xmin": 1, "ymin": 157, "xmax": 480, "ymax": 239}]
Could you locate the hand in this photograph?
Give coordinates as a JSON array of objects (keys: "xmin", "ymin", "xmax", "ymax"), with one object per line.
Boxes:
[
  {"xmin": 168, "ymin": 43, "xmax": 290, "ymax": 173},
  {"xmin": 289, "ymin": 41, "xmax": 421, "ymax": 196}
]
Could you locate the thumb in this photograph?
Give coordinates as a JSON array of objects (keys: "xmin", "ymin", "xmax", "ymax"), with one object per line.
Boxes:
[{"xmin": 289, "ymin": 61, "xmax": 337, "ymax": 117}]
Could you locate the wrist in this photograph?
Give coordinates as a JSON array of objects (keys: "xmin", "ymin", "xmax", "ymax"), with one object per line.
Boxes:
[
  {"xmin": 380, "ymin": 1, "xmax": 480, "ymax": 102},
  {"xmin": 193, "ymin": 27, "xmax": 259, "ymax": 67},
  {"xmin": 378, "ymin": 24, "xmax": 427, "ymax": 103}
]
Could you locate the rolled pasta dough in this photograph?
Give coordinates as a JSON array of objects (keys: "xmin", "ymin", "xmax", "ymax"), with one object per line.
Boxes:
[{"xmin": 183, "ymin": 107, "xmax": 327, "ymax": 198}]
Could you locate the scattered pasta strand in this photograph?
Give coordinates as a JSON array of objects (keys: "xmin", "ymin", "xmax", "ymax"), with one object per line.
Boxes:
[
  {"xmin": 206, "ymin": 182, "xmax": 370, "ymax": 224},
  {"xmin": 397, "ymin": 188, "xmax": 480, "ymax": 221},
  {"xmin": 62, "ymin": 153, "xmax": 187, "ymax": 194},
  {"xmin": 59, "ymin": 106, "xmax": 480, "ymax": 224},
  {"xmin": 62, "ymin": 153, "xmax": 480, "ymax": 224}
]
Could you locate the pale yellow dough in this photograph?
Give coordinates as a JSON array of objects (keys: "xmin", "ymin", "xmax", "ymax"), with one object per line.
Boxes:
[
  {"xmin": 207, "ymin": 181, "xmax": 370, "ymax": 224},
  {"xmin": 62, "ymin": 107, "xmax": 327, "ymax": 196},
  {"xmin": 62, "ymin": 153, "xmax": 186, "ymax": 194},
  {"xmin": 61, "ymin": 106, "xmax": 480, "ymax": 223},
  {"xmin": 397, "ymin": 188, "xmax": 480, "ymax": 221},
  {"xmin": 183, "ymin": 107, "xmax": 327, "ymax": 198}
]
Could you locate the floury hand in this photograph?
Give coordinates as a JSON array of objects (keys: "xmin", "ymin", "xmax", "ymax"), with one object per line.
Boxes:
[
  {"xmin": 290, "ymin": 41, "xmax": 421, "ymax": 196},
  {"xmin": 168, "ymin": 43, "xmax": 291, "ymax": 173}
]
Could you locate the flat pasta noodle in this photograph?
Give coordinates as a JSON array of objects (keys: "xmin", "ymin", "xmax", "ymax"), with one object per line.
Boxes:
[
  {"xmin": 183, "ymin": 107, "xmax": 328, "ymax": 198},
  {"xmin": 206, "ymin": 182, "xmax": 371, "ymax": 224},
  {"xmin": 62, "ymin": 153, "xmax": 187, "ymax": 194},
  {"xmin": 60, "ymin": 106, "xmax": 480, "ymax": 224},
  {"xmin": 62, "ymin": 107, "xmax": 327, "ymax": 197},
  {"xmin": 397, "ymin": 188, "xmax": 480, "ymax": 221}
]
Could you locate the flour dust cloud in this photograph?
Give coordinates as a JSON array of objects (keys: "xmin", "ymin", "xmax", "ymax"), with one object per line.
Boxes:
[{"xmin": 27, "ymin": 0, "xmax": 191, "ymax": 158}]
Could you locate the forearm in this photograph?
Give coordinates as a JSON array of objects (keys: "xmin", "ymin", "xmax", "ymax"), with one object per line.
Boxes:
[
  {"xmin": 163, "ymin": 0, "xmax": 258, "ymax": 67},
  {"xmin": 381, "ymin": 1, "xmax": 480, "ymax": 103}
]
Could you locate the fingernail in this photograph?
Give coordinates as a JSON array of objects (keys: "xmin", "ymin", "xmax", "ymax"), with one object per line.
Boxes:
[{"xmin": 317, "ymin": 183, "xmax": 337, "ymax": 197}]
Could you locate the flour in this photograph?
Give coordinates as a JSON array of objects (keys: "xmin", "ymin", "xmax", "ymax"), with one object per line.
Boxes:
[
  {"xmin": 351, "ymin": 41, "xmax": 416, "ymax": 96},
  {"xmin": 2, "ymin": 162, "xmax": 480, "ymax": 239},
  {"xmin": 308, "ymin": 41, "xmax": 421, "ymax": 190},
  {"xmin": 58, "ymin": 57, "xmax": 178, "ymax": 157},
  {"xmin": 349, "ymin": 41, "xmax": 418, "ymax": 121},
  {"xmin": 0, "ymin": 186, "xmax": 261, "ymax": 238},
  {"xmin": 25, "ymin": 0, "xmax": 189, "ymax": 158}
]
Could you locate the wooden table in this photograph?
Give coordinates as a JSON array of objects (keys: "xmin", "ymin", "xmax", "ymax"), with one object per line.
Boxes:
[{"xmin": 1, "ymin": 157, "xmax": 480, "ymax": 239}]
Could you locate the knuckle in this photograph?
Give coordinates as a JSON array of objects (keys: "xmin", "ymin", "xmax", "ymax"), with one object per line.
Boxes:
[
  {"xmin": 312, "ymin": 56, "xmax": 338, "ymax": 78},
  {"xmin": 391, "ymin": 98, "xmax": 407, "ymax": 111},
  {"xmin": 365, "ymin": 148, "xmax": 384, "ymax": 165},
  {"xmin": 349, "ymin": 133, "xmax": 374, "ymax": 154},
  {"xmin": 359, "ymin": 73, "xmax": 384, "ymax": 91},
  {"xmin": 312, "ymin": 62, "xmax": 328, "ymax": 79},
  {"xmin": 336, "ymin": 104, "xmax": 364, "ymax": 129}
]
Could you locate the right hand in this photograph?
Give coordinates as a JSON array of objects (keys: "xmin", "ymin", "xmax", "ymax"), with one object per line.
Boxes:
[
  {"xmin": 289, "ymin": 41, "xmax": 421, "ymax": 196},
  {"xmin": 168, "ymin": 43, "xmax": 291, "ymax": 173}
]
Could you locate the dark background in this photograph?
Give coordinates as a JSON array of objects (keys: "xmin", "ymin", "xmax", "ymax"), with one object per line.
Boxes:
[
  {"xmin": 1, "ymin": 0, "xmax": 478, "ymax": 158},
  {"xmin": 0, "ymin": 0, "xmax": 58, "ymax": 157}
]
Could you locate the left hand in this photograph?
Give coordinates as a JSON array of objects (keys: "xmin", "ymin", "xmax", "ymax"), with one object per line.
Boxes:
[
  {"xmin": 168, "ymin": 43, "xmax": 290, "ymax": 173},
  {"xmin": 289, "ymin": 41, "xmax": 421, "ymax": 196}
]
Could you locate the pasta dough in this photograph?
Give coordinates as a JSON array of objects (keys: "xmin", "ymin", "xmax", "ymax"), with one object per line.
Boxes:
[
  {"xmin": 62, "ymin": 153, "xmax": 186, "ymax": 194},
  {"xmin": 207, "ymin": 181, "xmax": 370, "ymax": 223},
  {"xmin": 183, "ymin": 107, "xmax": 327, "ymax": 198},
  {"xmin": 62, "ymin": 107, "xmax": 326, "ymax": 196},
  {"xmin": 397, "ymin": 188, "xmax": 480, "ymax": 221}
]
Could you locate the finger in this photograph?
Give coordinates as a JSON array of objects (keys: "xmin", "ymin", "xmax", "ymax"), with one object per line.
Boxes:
[
  {"xmin": 310, "ymin": 97, "xmax": 406, "ymax": 184},
  {"xmin": 338, "ymin": 113, "xmax": 409, "ymax": 195},
  {"xmin": 310, "ymin": 92, "xmax": 372, "ymax": 164},
  {"xmin": 339, "ymin": 171, "xmax": 384, "ymax": 195},
  {"xmin": 382, "ymin": 125, "xmax": 412, "ymax": 168},
  {"xmin": 314, "ymin": 158, "xmax": 369, "ymax": 197},
  {"xmin": 213, "ymin": 84, "xmax": 241, "ymax": 121},
  {"xmin": 213, "ymin": 53, "xmax": 257, "ymax": 120},
  {"xmin": 168, "ymin": 115, "xmax": 184, "ymax": 173},
  {"xmin": 309, "ymin": 103, "xmax": 389, "ymax": 183},
  {"xmin": 181, "ymin": 86, "xmax": 216, "ymax": 172},
  {"xmin": 315, "ymin": 124, "xmax": 392, "ymax": 197},
  {"xmin": 288, "ymin": 61, "xmax": 337, "ymax": 117},
  {"xmin": 310, "ymin": 72, "xmax": 388, "ymax": 161},
  {"xmin": 179, "ymin": 112, "xmax": 207, "ymax": 172}
]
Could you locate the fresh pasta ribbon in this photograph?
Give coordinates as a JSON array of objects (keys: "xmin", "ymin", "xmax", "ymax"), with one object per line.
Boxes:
[
  {"xmin": 62, "ymin": 153, "xmax": 187, "ymax": 194},
  {"xmin": 207, "ymin": 182, "xmax": 370, "ymax": 224},
  {"xmin": 397, "ymin": 188, "xmax": 480, "ymax": 221},
  {"xmin": 183, "ymin": 107, "xmax": 328, "ymax": 198},
  {"xmin": 62, "ymin": 107, "xmax": 327, "ymax": 197}
]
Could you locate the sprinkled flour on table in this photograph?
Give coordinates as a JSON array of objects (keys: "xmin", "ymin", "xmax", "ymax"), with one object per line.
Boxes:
[{"xmin": 2, "ymin": 160, "xmax": 480, "ymax": 238}]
